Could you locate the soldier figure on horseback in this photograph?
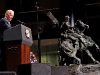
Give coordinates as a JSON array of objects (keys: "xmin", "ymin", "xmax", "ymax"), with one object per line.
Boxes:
[{"xmin": 60, "ymin": 15, "xmax": 100, "ymax": 65}]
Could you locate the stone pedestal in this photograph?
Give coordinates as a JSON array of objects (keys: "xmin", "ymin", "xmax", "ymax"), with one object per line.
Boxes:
[{"xmin": 68, "ymin": 64, "xmax": 100, "ymax": 75}]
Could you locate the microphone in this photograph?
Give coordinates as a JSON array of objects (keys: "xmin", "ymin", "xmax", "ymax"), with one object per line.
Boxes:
[{"xmin": 17, "ymin": 20, "xmax": 25, "ymax": 25}]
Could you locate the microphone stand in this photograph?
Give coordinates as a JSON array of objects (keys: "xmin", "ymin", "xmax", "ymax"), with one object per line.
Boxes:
[
  {"xmin": 35, "ymin": 2, "xmax": 41, "ymax": 63},
  {"xmin": 26, "ymin": 0, "xmax": 41, "ymax": 63}
]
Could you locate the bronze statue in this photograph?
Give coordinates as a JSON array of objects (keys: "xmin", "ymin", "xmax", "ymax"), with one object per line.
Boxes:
[{"xmin": 60, "ymin": 16, "xmax": 100, "ymax": 65}]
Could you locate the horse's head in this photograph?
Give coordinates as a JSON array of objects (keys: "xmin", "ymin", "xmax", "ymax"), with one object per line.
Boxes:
[{"xmin": 75, "ymin": 20, "xmax": 89, "ymax": 33}]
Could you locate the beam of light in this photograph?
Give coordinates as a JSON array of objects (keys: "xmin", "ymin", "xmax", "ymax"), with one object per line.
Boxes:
[{"xmin": 71, "ymin": 10, "xmax": 74, "ymax": 26}]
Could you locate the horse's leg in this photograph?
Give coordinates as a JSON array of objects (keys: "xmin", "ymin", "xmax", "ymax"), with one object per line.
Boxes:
[
  {"xmin": 71, "ymin": 50, "xmax": 81, "ymax": 64},
  {"xmin": 74, "ymin": 55, "xmax": 81, "ymax": 64},
  {"xmin": 94, "ymin": 43, "xmax": 100, "ymax": 51},
  {"xmin": 64, "ymin": 49, "xmax": 81, "ymax": 64},
  {"xmin": 85, "ymin": 49, "xmax": 100, "ymax": 64}
]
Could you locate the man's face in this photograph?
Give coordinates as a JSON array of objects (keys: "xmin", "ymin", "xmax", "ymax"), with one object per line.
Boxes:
[
  {"xmin": 65, "ymin": 16, "xmax": 70, "ymax": 22},
  {"xmin": 6, "ymin": 12, "xmax": 14, "ymax": 21}
]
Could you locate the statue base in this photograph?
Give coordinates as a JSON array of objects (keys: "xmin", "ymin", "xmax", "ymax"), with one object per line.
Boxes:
[{"xmin": 68, "ymin": 64, "xmax": 100, "ymax": 75}]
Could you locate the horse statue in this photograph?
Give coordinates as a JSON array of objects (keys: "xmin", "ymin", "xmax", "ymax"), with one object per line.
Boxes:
[{"xmin": 60, "ymin": 18, "xmax": 100, "ymax": 65}]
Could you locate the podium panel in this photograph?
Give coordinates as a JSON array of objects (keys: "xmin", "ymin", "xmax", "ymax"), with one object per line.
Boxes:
[
  {"xmin": 3, "ymin": 24, "xmax": 33, "ymax": 46},
  {"xmin": 6, "ymin": 44, "xmax": 31, "ymax": 73}
]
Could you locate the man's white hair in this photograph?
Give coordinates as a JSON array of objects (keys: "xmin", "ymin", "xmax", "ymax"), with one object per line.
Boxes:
[{"xmin": 5, "ymin": 9, "xmax": 14, "ymax": 15}]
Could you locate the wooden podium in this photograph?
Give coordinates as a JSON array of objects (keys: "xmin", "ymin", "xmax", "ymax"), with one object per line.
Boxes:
[{"xmin": 3, "ymin": 24, "xmax": 33, "ymax": 73}]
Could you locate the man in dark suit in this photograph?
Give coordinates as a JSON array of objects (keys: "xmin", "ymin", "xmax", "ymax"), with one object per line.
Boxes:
[{"xmin": 0, "ymin": 9, "xmax": 14, "ymax": 71}]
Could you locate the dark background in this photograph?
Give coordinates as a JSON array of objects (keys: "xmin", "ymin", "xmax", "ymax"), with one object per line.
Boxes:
[{"xmin": 0, "ymin": 0, "xmax": 100, "ymax": 64}]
